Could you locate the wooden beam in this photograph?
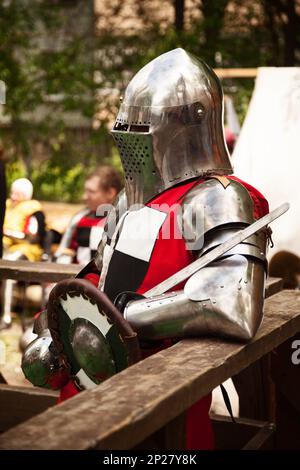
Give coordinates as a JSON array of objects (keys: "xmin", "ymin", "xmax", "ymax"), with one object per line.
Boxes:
[
  {"xmin": 232, "ymin": 276, "xmax": 282, "ymax": 421},
  {"xmin": 0, "ymin": 384, "xmax": 58, "ymax": 433},
  {"xmin": 214, "ymin": 68, "xmax": 258, "ymax": 79},
  {"xmin": 265, "ymin": 277, "xmax": 283, "ymax": 299},
  {"xmin": 0, "ymin": 289, "xmax": 298, "ymax": 450},
  {"xmin": 0, "ymin": 372, "xmax": 7, "ymax": 384},
  {"xmin": 211, "ymin": 414, "xmax": 275, "ymax": 450},
  {"xmin": 0, "ymin": 257, "xmax": 280, "ymax": 290},
  {"xmin": 0, "ymin": 259, "xmax": 81, "ymax": 282}
]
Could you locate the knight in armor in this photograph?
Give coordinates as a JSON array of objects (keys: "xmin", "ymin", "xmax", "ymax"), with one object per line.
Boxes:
[{"xmin": 22, "ymin": 49, "xmax": 270, "ymax": 449}]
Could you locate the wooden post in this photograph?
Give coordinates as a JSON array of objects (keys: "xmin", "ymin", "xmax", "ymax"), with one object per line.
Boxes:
[
  {"xmin": 0, "ymin": 384, "xmax": 58, "ymax": 433},
  {"xmin": 271, "ymin": 333, "xmax": 300, "ymax": 449},
  {"xmin": 232, "ymin": 277, "xmax": 282, "ymax": 422}
]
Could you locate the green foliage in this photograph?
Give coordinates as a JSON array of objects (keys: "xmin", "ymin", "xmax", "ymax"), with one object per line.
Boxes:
[
  {"xmin": 0, "ymin": 0, "xmax": 96, "ymax": 179},
  {"xmin": 6, "ymin": 159, "xmax": 27, "ymax": 190},
  {"xmin": 6, "ymin": 158, "xmax": 86, "ymax": 203},
  {"xmin": 2, "ymin": 0, "xmax": 300, "ymax": 202},
  {"xmin": 31, "ymin": 161, "xmax": 86, "ymax": 203}
]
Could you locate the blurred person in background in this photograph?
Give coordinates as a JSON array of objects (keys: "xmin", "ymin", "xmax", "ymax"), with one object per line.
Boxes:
[
  {"xmin": 54, "ymin": 165, "xmax": 122, "ymax": 266},
  {"xmin": 269, "ymin": 250, "xmax": 300, "ymax": 290},
  {"xmin": 225, "ymin": 127, "xmax": 237, "ymax": 154},
  {"xmin": 0, "ymin": 178, "xmax": 45, "ymax": 329}
]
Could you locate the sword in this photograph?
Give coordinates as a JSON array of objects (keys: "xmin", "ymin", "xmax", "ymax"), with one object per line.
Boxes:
[{"xmin": 145, "ymin": 202, "xmax": 289, "ymax": 297}]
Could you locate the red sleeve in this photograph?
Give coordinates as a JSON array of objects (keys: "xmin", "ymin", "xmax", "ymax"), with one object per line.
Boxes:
[
  {"xmin": 70, "ymin": 227, "xmax": 78, "ymax": 254},
  {"xmin": 57, "ymin": 380, "xmax": 80, "ymax": 404},
  {"xmin": 229, "ymin": 176, "xmax": 269, "ymax": 219},
  {"xmin": 83, "ymin": 272, "xmax": 100, "ymax": 287}
]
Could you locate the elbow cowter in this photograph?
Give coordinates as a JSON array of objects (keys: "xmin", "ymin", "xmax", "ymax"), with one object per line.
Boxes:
[{"xmin": 124, "ymin": 254, "xmax": 266, "ymax": 342}]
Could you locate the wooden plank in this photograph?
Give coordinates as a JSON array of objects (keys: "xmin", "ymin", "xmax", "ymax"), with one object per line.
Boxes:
[
  {"xmin": 265, "ymin": 277, "xmax": 283, "ymax": 299},
  {"xmin": 0, "ymin": 372, "xmax": 7, "ymax": 384},
  {"xmin": 0, "ymin": 289, "xmax": 298, "ymax": 450},
  {"xmin": 0, "ymin": 259, "xmax": 81, "ymax": 282},
  {"xmin": 0, "ymin": 384, "xmax": 58, "ymax": 432},
  {"xmin": 233, "ymin": 355, "xmax": 274, "ymax": 421},
  {"xmin": 211, "ymin": 414, "xmax": 274, "ymax": 450},
  {"xmin": 214, "ymin": 68, "xmax": 257, "ymax": 79},
  {"xmin": 242, "ymin": 423, "xmax": 275, "ymax": 450},
  {"xmin": 0, "ymin": 260, "xmax": 281, "ymax": 289},
  {"xmin": 232, "ymin": 276, "xmax": 282, "ymax": 420},
  {"xmin": 134, "ymin": 413, "xmax": 186, "ymax": 450},
  {"xmin": 271, "ymin": 334, "xmax": 300, "ymax": 449}
]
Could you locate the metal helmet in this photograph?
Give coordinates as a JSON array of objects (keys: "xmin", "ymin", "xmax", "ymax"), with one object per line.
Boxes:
[{"xmin": 111, "ymin": 48, "xmax": 233, "ymax": 205}]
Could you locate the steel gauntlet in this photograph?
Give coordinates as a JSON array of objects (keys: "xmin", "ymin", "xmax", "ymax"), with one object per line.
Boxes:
[{"xmin": 22, "ymin": 311, "xmax": 69, "ymax": 390}]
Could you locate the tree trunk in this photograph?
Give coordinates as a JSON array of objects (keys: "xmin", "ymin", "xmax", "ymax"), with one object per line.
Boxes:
[
  {"xmin": 283, "ymin": 0, "xmax": 297, "ymax": 66},
  {"xmin": 200, "ymin": 0, "xmax": 228, "ymax": 65},
  {"xmin": 174, "ymin": 0, "xmax": 185, "ymax": 32}
]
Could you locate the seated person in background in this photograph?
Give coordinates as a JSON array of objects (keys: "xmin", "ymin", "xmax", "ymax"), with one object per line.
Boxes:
[
  {"xmin": 269, "ymin": 250, "xmax": 300, "ymax": 289},
  {"xmin": 54, "ymin": 166, "xmax": 122, "ymax": 266},
  {"xmin": 225, "ymin": 127, "xmax": 237, "ymax": 154},
  {"xmin": 1, "ymin": 178, "xmax": 46, "ymax": 329}
]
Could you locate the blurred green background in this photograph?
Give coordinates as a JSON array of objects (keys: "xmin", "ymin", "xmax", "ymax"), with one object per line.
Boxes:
[{"xmin": 1, "ymin": 0, "xmax": 299, "ymax": 201}]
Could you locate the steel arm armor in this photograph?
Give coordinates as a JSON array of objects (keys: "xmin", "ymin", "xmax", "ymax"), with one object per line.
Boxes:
[{"xmin": 124, "ymin": 179, "xmax": 268, "ymax": 341}]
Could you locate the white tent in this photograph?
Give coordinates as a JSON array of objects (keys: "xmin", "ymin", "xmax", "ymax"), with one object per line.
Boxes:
[{"xmin": 232, "ymin": 67, "xmax": 300, "ymax": 257}]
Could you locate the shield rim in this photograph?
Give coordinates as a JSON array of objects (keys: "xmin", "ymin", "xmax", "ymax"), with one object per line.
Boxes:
[{"xmin": 47, "ymin": 278, "xmax": 141, "ymax": 387}]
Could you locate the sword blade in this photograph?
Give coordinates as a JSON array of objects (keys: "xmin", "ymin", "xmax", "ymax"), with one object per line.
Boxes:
[{"xmin": 145, "ymin": 202, "xmax": 289, "ymax": 298}]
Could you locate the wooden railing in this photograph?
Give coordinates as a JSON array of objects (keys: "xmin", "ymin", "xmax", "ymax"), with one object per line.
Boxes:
[
  {"xmin": 0, "ymin": 259, "xmax": 81, "ymax": 283},
  {"xmin": 1, "ymin": 264, "xmax": 299, "ymax": 450}
]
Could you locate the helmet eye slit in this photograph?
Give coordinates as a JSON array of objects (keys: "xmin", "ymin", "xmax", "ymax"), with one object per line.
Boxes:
[{"xmin": 129, "ymin": 124, "xmax": 150, "ymax": 133}]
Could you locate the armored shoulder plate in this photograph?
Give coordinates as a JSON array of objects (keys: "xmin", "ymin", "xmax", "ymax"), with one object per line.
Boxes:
[{"xmin": 181, "ymin": 177, "xmax": 254, "ymax": 245}]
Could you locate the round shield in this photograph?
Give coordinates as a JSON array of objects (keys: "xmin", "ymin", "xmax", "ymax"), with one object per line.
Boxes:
[{"xmin": 47, "ymin": 278, "xmax": 141, "ymax": 390}]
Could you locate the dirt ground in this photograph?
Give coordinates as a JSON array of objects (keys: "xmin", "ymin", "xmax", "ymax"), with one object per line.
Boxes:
[{"xmin": 0, "ymin": 319, "xmax": 30, "ymax": 387}]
